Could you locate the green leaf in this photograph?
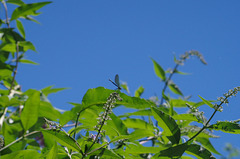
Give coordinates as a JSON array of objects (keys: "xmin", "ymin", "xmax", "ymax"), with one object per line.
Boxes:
[
  {"xmin": 121, "ymin": 82, "xmax": 130, "ymax": 94},
  {"xmin": 1, "ymin": 150, "xmax": 41, "ymax": 159},
  {"xmin": 151, "ymin": 107, "xmax": 180, "ymax": 144},
  {"xmin": 16, "ymin": 20, "xmax": 25, "ymax": 38},
  {"xmin": 2, "ymin": 122, "xmax": 24, "ymax": 151},
  {"xmin": 196, "ymin": 137, "xmax": 221, "ymax": 155},
  {"xmin": 82, "ymin": 87, "xmax": 154, "ymax": 109},
  {"xmin": 168, "ymin": 82, "xmax": 183, "ymax": 96},
  {"xmin": 181, "ymin": 126, "xmax": 219, "ymax": 139},
  {"xmin": 153, "ymin": 142, "xmax": 189, "ymax": 158},
  {"xmin": 59, "ymin": 110, "xmax": 75, "ymax": 125},
  {"xmin": 186, "ymin": 144, "xmax": 216, "ymax": 159},
  {"xmin": 18, "ymin": 41, "xmax": 36, "ymax": 52},
  {"xmin": 125, "ymin": 143, "xmax": 163, "ymax": 154},
  {"xmin": 151, "ymin": 58, "xmax": 166, "ymax": 81},
  {"xmin": 41, "ymin": 129, "xmax": 82, "ymax": 153},
  {"xmin": 123, "ymin": 118, "xmax": 154, "ymax": 130},
  {"xmin": 119, "ymin": 109, "xmax": 152, "ymax": 118},
  {"xmin": 38, "ymin": 101, "xmax": 61, "ymax": 121},
  {"xmin": 0, "ymin": 95, "xmax": 10, "ymax": 107},
  {"xmin": 170, "ymin": 99, "xmax": 196, "ymax": 107},
  {"xmin": 173, "ymin": 114, "xmax": 202, "ymax": 123},
  {"xmin": 0, "ymin": 43, "xmax": 16, "ymax": 52},
  {"xmin": 134, "ymin": 86, "xmax": 144, "ymax": 97},
  {"xmin": 19, "ymin": 59, "xmax": 38, "ymax": 65},
  {"xmin": 21, "ymin": 90, "xmax": 40, "ymax": 131},
  {"xmin": 207, "ymin": 121, "xmax": 240, "ymax": 134},
  {"xmin": 128, "ymin": 129, "xmax": 154, "ymax": 141},
  {"xmin": 41, "ymin": 85, "xmax": 69, "ymax": 96},
  {"xmin": 11, "ymin": 2, "xmax": 52, "ymax": 20},
  {"xmin": 0, "ymin": 95, "xmax": 22, "ymax": 107},
  {"xmin": 7, "ymin": 0, "xmax": 25, "ymax": 6},
  {"xmin": 198, "ymin": 95, "xmax": 214, "ymax": 108},
  {"xmin": 46, "ymin": 141, "xmax": 58, "ymax": 159},
  {"xmin": 104, "ymin": 113, "xmax": 128, "ymax": 138}
]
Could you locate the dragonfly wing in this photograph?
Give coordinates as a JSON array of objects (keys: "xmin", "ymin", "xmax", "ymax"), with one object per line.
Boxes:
[{"xmin": 115, "ymin": 74, "xmax": 120, "ymax": 87}]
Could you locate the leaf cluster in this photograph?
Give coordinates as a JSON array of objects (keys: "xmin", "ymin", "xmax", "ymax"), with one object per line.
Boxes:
[{"xmin": 0, "ymin": 1, "xmax": 239, "ymax": 159}]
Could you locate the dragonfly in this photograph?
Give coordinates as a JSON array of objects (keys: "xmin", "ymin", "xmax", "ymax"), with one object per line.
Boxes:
[{"xmin": 109, "ymin": 74, "xmax": 121, "ymax": 90}]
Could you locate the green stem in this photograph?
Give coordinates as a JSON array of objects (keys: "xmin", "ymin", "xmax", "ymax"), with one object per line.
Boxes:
[
  {"xmin": 188, "ymin": 95, "xmax": 231, "ymax": 142},
  {"xmin": 160, "ymin": 63, "xmax": 179, "ymax": 105}
]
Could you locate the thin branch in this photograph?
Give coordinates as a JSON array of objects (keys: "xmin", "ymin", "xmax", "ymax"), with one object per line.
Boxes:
[
  {"xmin": 73, "ymin": 113, "xmax": 80, "ymax": 139},
  {"xmin": 160, "ymin": 63, "xmax": 179, "ymax": 105},
  {"xmin": 9, "ymin": 42, "xmax": 20, "ymax": 94},
  {"xmin": 187, "ymin": 95, "xmax": 232, "ymax": 142},
  {"xmin": 0, "ymin": 43, "xmax": 20, "ymax": 128},
  {"xmin": 0, "ymin": 130, "xmax": 42, "ymax": 152},
  {"xmin": 1, "ymin": 0, "xmax": 10, "ymax": 28}
]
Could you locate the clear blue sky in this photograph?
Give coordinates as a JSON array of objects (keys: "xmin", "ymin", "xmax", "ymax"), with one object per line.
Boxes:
[{"xmin": 15, "ymin": 0, "xmax": 240, "ymax": 157}]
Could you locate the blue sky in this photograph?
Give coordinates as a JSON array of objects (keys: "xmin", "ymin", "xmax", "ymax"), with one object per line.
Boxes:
[{"xmin": 13, "ymin": 0, "xmax": 240, "ymax": 157}]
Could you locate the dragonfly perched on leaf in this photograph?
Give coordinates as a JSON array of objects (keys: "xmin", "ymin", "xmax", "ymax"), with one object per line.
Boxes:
[{"xmin": 109, "ymin": 74, "xmax": 121, "ymax": 90}]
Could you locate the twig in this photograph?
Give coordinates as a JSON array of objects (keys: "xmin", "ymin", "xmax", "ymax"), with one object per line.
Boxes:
[
  {"xmin": 0, "ymin": 43, "xmax": 20, "ymax": 128},
  {"xmin": 1, "ymin": 0, "xmax": 10, "ymax": 28},
  {"xmin": 160, "ymin": 63, "xmax": 179, "ymax": 105},
  {"xmin": 0, "ymin": 130, "xmax": 42, "ymax": 152},
  {"xmin": 187, "ymin": 95, "xmax": 231, "ymax": 142}
]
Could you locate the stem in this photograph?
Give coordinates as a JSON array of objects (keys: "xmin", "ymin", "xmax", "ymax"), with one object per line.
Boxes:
[
  {"xmin": 0, "ymin": 43, "xmax": 20, "ymax": 128},
  {"xmin": 86, "ymin": 110, "xmax": 107, "ymax": 153},
  {"xmin": 160, "ymin": 64, "xmax": 179, "ymax": 105},
  {"xmin": 1, "ymin": 0, "xmax": 10, "ymax": 28},
  {"xmin": 73, "ymin": 113, "xmax": 80, "ymax": 139},
  {"xmin": 187, "ymin": 95, "xmax": 230, "ymax": 142},
  {"xmin": 0, "ymin": 130, "xmax": 41, "ymax": 152}
]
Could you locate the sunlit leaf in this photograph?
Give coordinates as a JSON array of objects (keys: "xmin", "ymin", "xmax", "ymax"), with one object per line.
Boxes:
[
  {"xmin": 196, "ymin": 137, "xmax": 221, "ymax": 155},
  {"xmin": 1, "ymin": 150, "xmax": 41, "ymax": 159},
  {"xmin": 119, "ymin": 109, "xmax": 152, "ymax": 118},
  {"xmin": 207, "ymin": 121, "xmax": 240, "ymax": 134},
  {"xmin": 41, "ymin": 129, "xmax": 82, "ymax": 153},
  {"xmin": 104, "ymin": 113, "xmax": 128, "ymax": 138},
  {"xmin": 186, "ymin": 144, "xmax": 216, "ymax": 159},
  {"xmin": 170, "ymin": 99, "xmax": 196, "ymax": 107},
  {"xmin": 18, "ymin": 41, "xmax": 36, "ymax": 52},
  {"xmin": 11, "ymin": 2, "xmax": 52, "ymax": 20},
  {"xmin": 153, "ymin": 142, "xmax": 189, "ymax": 158},
  {"xmin": 181, "ymin": 126, "xmax": 219, "ymax": 138},
  {"xmin": 16, "ymin": 20, "xmax": 25, "ymax": 38},
  {"xmin": 173, "ymin": 114, "xmax": 202, "ymax": 123},
  {"xmin": 82, "ymin": 87, "xmax": 154, "ymax": 110},
  {"xmin": 46, "ymin": 141, "xmax": 58, "ymax": 159},
  {"xmin": 21, "ymin": 90, "xmax": 40, "ymax": 131},
  {"xmin": 123, "ymin": 118, "xmax": 154, "ymax": 130},
  {"xmin": 134, "ymin": 86, "xmax": 144, "ymax": 97},
  {"xmin": 128, "ymin": 129, "xmax": 154, "ymax": 141},
  {"xmin": 151, "ymin": 58, "xmax": 166, "ymax": 81},
  {"xmin": 125, "ymin": 143, "xmax": 163, "ymax": 154},
  {"xmin": 168, "ymin": 82, "xmax": 183, "ymax": 96},
  {"xmin": 121, "ymin": 82, "xmax": 130, "ymax": 94},
  {"xmin": 19, "ymin": 59, "xmax": 38, "ymax": 65},
  {"xmin": 7, "ymin": 0, "xmax": 25, "ymax": 6},
  {"xmin": 38, "ymin": 101, "xmax": 61, "ymax": 121},
  {"xmin": 41, "ymin": 85, "xmax": 69, "ymax": 96},
  {"xmin": 0, "ymin": 43, "xmax": 16, "ymax": 52},
  {"xmin": 198, "ymin": 95, "xmax": 214, "ymax": 109},
  {"xmin": 151, "ymin": 107, "xmax": 180, "ymax": 144}
]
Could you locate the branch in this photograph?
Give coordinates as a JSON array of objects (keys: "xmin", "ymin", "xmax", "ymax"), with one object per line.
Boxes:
[
  {"xmin": 1, "ymin": 0, "xmax": 10, "ymax": 28},
  {"xmin": 0, "ymin": 43, "xmax": 20, "ymax": 128},
  {"xmin": 0, "ymin": 130, "xmax": 42, "ymax": 152},
  {"xmin": 160, "ymin": 63, "xmax": 179, "ymax": 105},
  {"xmin": 187, "ymin": 92, "xmax": 235, "ymax": 142}
]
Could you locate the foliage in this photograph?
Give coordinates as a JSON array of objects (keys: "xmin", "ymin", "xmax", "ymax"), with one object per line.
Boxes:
[{"xmin": 0, "ymin": 1, "xmax": 239, "ymax": 158}]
